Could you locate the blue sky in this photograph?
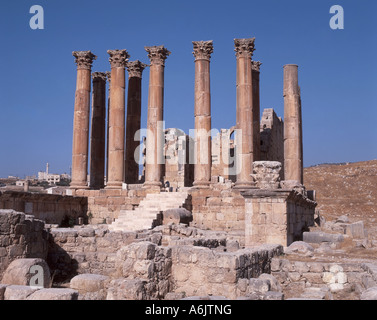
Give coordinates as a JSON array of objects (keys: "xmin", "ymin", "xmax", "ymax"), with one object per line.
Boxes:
[{"xmin": 0, "ymin": 0, "xmax": 376, "ymax": 177}]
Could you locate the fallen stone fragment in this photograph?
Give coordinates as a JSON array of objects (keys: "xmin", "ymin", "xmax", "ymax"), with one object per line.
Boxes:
[
  {"xmin": 1, "ymin": 258, "xmax": 51, "ymax": 288},
  {"xmin": 284, "ymin": 241, "xmax": 314, "ymax": 256},
  {"xmin": 303, "ymin": 231, "xmax": 344, "ymax": 244}
]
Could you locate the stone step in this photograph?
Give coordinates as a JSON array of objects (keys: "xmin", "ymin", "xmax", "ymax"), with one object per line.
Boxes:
[
  {"xmin": 145, "ymin": 193, "xmax": 188, "ymax": 199},
  {"xmin": 109, "ymin": 191, "xmax": 190, "ymax": 232}
]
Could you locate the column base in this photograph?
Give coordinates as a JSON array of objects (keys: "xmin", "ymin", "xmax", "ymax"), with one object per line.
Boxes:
[
  {"xmin": 70, "ymin": 183, "xmax": 89, "ymax": 190},
  {"xmin": 143, "ymin": 181, "xmax": 162, "ymax": 190},
  {"xmin": 105, "ymin": 181, "xmax": 123, "ymax": 189},
  {"xmin": 193, "ymin": 181, "xmax": 210, "ymax": 189},
  {"xmin": 233, "ymin": 181, "xmax": 257, "ymax": 190}
]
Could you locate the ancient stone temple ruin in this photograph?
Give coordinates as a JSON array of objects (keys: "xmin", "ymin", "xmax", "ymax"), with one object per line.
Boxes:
[
  {"xmin": 0, "ymin": 37, "xmax": 321, "ymax": 301},
  {"xmin": 68, "ymin": 38, "xmax": 316, "ymax": 247}
]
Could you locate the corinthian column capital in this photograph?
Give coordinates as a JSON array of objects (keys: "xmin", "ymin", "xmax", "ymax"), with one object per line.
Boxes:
[
  {"xmin": 252, "ymin": 60, "xmax": 262, "ymax": 72},
  {"xmin": 126, "ymin": 60, "xmax": 148, "ymax": 78},
  {"xmin": 192, "ymin": 40, "xmax": 214, "ymax": 61},
  {"xmin": 234, "ymin": 38, "xmax": 255, "ymax": 58},
  {"xmin": 107, "ymin": 49, "xmax": 130, "ymax": 68},
  {"xmin": 72, "ymin": 51, "xmax": 97, "ymax": 70},
  {"xmin": 105, "ymin": 71, "xmax": 111, "ymax": 83},
  {"xmin": 92, "ymin": 72, "xmax": 107, "ymax": 82},
  {"xmin": 145, "ymin": 45, "xmax": 171, "ymax": 66}
]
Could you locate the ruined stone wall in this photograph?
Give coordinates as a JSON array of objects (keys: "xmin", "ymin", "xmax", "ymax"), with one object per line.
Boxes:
[
  {"xmin": 0, "ymin": 210, "xmax": 48, "ymax": 279},
  {"xmin": 170, "ymin": 244, "xmax": 283, "ymax": 299},
  {"xmin": 260, "ymin": 109, "xmax": 284, "ymax": 179},
  {"xmin": 271, "ymin": 257, "xmax": 377, "ymax": 299},
  {"xmin": 46, "ymin": 222, "xmax": 283, "ymax": 299},
  {"xmin": 190, "ymin": 184, "xmax": 245, "ymax": 242},
  {"xmin": 47, "ymin": 226, "xmax": 141, "ymax": 281},
  {"xmin": 243, "ymin": 190, "xmax": 316, "ymax": 247},
  {"xmin": 73, "ymin": 187, "xmax": 149, "ymax": 224},
  {"xmin": 0, "ymin": 191, "xmax": 87, "ymax": 225}
]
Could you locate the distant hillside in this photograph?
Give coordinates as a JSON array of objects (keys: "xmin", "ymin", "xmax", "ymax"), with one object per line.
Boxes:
[{"xmin": 304, "ymin": 160, "xmax": 377, "ymax": 224}]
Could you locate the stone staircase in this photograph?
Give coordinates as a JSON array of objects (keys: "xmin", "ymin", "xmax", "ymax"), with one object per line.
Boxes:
[{"xmin": 108, "ymin": 191, "xmax": 190, "ymax": 232}]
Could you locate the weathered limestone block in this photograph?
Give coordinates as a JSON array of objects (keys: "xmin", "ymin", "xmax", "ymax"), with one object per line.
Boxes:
[
  {"xmin": 322, "ymin": 264, "xmax": 348, "ymax": 292},
  {"xmin": 70, "ymin": 273, "xmax": 109, "ymax": 300},
  {"xmin": 346, "ymin": 221, "xmax": 367, "ymax": 239},
  {"xmin": 251, "ymin": 161, "xmax": 282, "ymax": 189},
  {"xmin": 1, "ymin": 258, "xmax": 51, "ymax": 288},
  {"xmin": 361, "ymin": 263, "xmax": 377, "ymax": 282},
  {"xmin": 106, "ymin": 278, "xmax": 147, "ymax": 300},
  {"xmin": 70, "ymin": 274, "xmax": 109, "ymax": 292},
  {"xmin": 263, "ymin": 291, "xmax": 284, "ymax": 300},
  {"xmin": 0, "ymin": 209, "xmax": 24, "ymax": 234},
  {"xmin": 163, "ymin": 208, "xmax": 192, "ymax": 225},
  {"xmin": 258, "ymin": 273, "xmax": 282, "ymax": 292},
  {"xmin": 303, "ymin": 231, "xmax": 344, "ymax": 243},
  {"xmin": 27, "ymin": 288, "xmax": 79, "ymax": 300},
  {"xmin": 361, "ymin": 287, "xmax": 377, "ymax": 300},
  {"xmin": 4, "ymin": 285, "xmax": 38, "ymax": 300},
  {"xmin": 77, "ymin": 227, "xmax": 96, "ymax": 237},
  {"xmin": 300, "ymin": 287, "xmax": 333, "ymax": 300},
  {"xmin": 284, "ymin": 241, "xmax": 314, "ymax": 256}
]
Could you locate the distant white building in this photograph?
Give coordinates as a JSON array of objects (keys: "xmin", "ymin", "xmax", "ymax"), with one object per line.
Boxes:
[
  {"xmin": 38, "ymin": 163, "xmax": 61, "ymax": 184},
  {"xmin": 16, "ymin": 180, "xmax": 26, "ymax": 187}
]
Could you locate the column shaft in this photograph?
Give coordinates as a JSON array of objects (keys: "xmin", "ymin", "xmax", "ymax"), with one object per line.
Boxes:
[
  {"xmin": 71, "ymin": 51, "xmax": 96, "ymax": 189},
  {"xmin": 252, "ymin": 61, "xmax": 262, "ymax": 161},
  {"xmin": 89, "ymin": 72, "xmax": 107, "ymax": 189},
  {"xmin": 234, "ymin": 38, "xmax": 255, "ymax": 188},
  {"xmin": 192, "ymin": 40, "xmax": 213, "ymax": 188},
  {"xmin": 106, "ymin": 50, "xmax": 129, "ymax": 189},
  {"xmin": 283, "ymin": 64, "xmax": 303, "ymax": 184},
  {"xmin": 144, "ymin": 46, "xmax": 170, "ymax": 189},
  {"xmin": 105, "ymin": 72, "xmax": 111, "ymax": 183},
  {"xmin": 125, "ymin": 61, "xmax": 147, "ymax": 184}
]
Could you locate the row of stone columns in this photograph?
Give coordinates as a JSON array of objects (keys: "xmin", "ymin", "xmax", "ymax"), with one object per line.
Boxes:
[
  {"xmin": 70, "ymin": 41, "xmax": 302, "ymax": 191},
  {"xmin": 70, "ymin": 47, "xmax": 169, "ymax": 190}
]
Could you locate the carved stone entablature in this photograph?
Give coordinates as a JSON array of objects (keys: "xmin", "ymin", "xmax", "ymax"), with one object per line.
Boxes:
[
  {"xmin": 107, "ymin": 49, "xmax": 130, "ymax": 68},
  {"xmin": 72, "ymin": 51, "xmax": 97, "ymax": 70},
  {"xmin": 145, "ymin": 46, "xmax": 171, "ymax": 66},
  {"xmin": 126, "ymin": 60, "xmax": 148, "ymax": 78},
  {"xmin": 92, "ymin": 72, "xmax": 107, "ymax": 82},
  {"xmin": 234, "ymin": 38, "xmax": 255, "ymax": 58},
  {"xmin": 252, "ymin": 60, "xmax": 262, "ymax": 72},
  {"xmin": 192, "ymin": 40, "xmax": 214, "ymax": 61}
]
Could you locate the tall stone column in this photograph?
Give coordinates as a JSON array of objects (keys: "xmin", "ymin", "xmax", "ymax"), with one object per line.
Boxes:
[
  {"xmin": 125, "ymin": 60, "xmax": 148, "ymax": 184},
  {"xmin": 70, "ymin": 51, "xmax": 97, "ymax": 189},
  {"xmin": 192, "ymin": 40, "xmax": 213, "ymax": 188},
  {"xmin": 89, "ymin": 72, "xmax": 107, "ymax": 189},
  {"xmin": 252, "ymin": 60, "xmax": 262, "ymax": 161},
  {"xmin": 283, "ymin": 64, "xmax": 303, "ymax": 185},
  {"xmin": 105, "ymin": 71, "xmax": 111, "ymax": 183},
  {"xmin": 106, "ymin": 49, "xmax": 129, "ymax": 189},
  {"xmin": 144, "ymin": 46, "xmax": 170, "ymax": 189},
  {"xmin": 234, "ymin": 38, "xmax": 256, "ymax": 189}
]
